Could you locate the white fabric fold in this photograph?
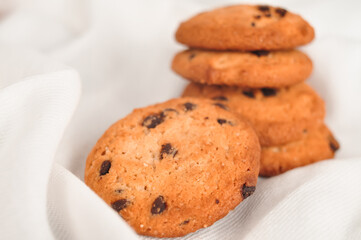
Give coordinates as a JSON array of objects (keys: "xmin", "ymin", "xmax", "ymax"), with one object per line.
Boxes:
[
  {"xmin": 48, "ymin": 163, "xmax": 138, "ymax": 240},
  {"xmin": 0, "ymin": 67, "xmax": 81, "ymax": 239}
]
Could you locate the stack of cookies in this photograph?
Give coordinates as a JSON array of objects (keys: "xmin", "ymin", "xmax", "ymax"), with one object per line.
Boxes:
[
  {"xmin": 172, "ymin": 4, "xmax": 340, "ymax": 176},
  {"xmin": 84, "ymin": 4, "xmax": 341, "ymax": 238}
]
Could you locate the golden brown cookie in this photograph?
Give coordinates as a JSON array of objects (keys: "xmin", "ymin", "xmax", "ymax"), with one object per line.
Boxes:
[
  {"xmin": 172, "ymin": 49, "xmax": 312, "ymax": 88},
  {"xmin": 175, "ymin": 4, "xmax": 314, "ymax": 51},
  {"xmin": 260, "ymin": 124, "xmax": 340, "ymax": 177},
  {"xmin": 182, "ymin": 83, "xmax": 325, "ymax": 147},
  {"xmin": 84, "ymin": 98, "xmax": 260, "ymax": 238}
]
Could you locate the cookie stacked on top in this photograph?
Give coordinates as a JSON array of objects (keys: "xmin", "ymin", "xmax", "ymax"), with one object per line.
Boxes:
[{"xmin": 173, "ymin": 4, "xmax": 340, "ymax": 176}]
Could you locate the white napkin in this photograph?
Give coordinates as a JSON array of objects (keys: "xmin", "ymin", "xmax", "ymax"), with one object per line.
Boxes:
[
  {"xmin": 1, "ymin": 0, "xmax": 361, "ymax": 240},
  {"xmin": 0, "ymin": 47, "xmax": 81, "ymax": 239}
]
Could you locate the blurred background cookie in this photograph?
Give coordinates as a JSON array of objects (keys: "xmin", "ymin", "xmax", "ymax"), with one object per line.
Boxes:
[
  {"xmin": 182, "ymin": 82, "xmax": 325, "ymax": 147},
  {"xmin": 260, "ymin": 124, "xmax": 340, "ymax": 176},
  {"xmin": 172, "ymin": 49, "xmax": 312, "ymax": 88}
]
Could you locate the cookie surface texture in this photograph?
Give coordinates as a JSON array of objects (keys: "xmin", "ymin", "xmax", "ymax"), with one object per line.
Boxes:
[
  {"xmin": 260, "ymin": 124, "xmax": 340, "ymax": 176},
  {"xmin": 175, "ymin": 4, "xmax": 314, "ymax": 50},
  {"xmin": 172, "ymin": 49, "xmax": 312, "ymax": 87},
  {"xmin": 84, "ymin": 97, "xmax": 260, "ymax": 238},
  {"xmin": 182, "ymin": 83, "xmax": 325, "ymax": 146}
]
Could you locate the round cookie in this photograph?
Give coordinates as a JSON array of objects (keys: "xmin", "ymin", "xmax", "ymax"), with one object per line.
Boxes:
[
  {"xmin": 182, "ymin": 83, "xmax": 325, "ymax": 147},
  {"xmin": 260, "ymin": 124, "xmax": 340, "ymax": 177},
  {"xmin": 172, "ymin": 49, "xmax": 313, "ymax": 88},
  {"xmin": 175, "ymin": 4, "xmax": 314, "ymax": 51},
  {"xmin": 84, "ymin": 98, "xmax": 260, "ymax": 238}
]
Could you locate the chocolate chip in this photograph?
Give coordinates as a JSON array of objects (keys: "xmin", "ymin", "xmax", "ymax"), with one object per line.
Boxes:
[
  {"xmin": 242, "ymin": 90, "xmax": 255, "ymax": 98},
  {"xmin": 275, "ymin": 8, "xmax": 287, "ymax": 17},
  {"xmin": 189, "ymin": 52, "xmax": 196, "ymax": 60},
  {"xmin": 241, "ymin": 184, "xmax": 256, "ymax": 199},
  {"xmin": 250, "ymin": 50, "xmax": 270, "ymax": 57},
  {"xmin": 142, "ymin": 113, "xmax": 164, "ymax": 129},
  {"xmin": 212, "ymin": 96, "xmax": 228, "ymax": 101},
  {"xmin": 258, "ymin": 5, "xmax": 270, "ymax": 12},
  {"xmin": 184, "ymin": 102, "xmax": 196, "ymax": 112},
  {"xmin": 151, "ymin": 195, "xmax": 167, "ymax": 215},
  {"xmin": 261, "ymin": 88, "xmax": 277, "ymax": 97},
  {"xmin": 115, "ymin": 189, "xmax": 123, "ymax": 193},
  {"xmin": 160, "ymin": 143, "xmax": 178, "ymax": 160},
  {"xmin": 329, "ymin": 136, "xmax": 340, "ymax": 152},
  {"xmin": 180, "ymin": 220, "xmax": 190, "ymax": 225},
  {"xmin": 254, "ymin": 15, "xmax": 261, "ymax": 19},
  {"xmin": 213, "ymin": 103, "xmax": 229, "ymax": 110},
  {"xmin": 111, "ymin": 199, "xmax": 129, "ymax": 212},
  {"xmin": 251, "ymin": 22, "xmax": 256, "ymax": 27},
  {"xmin": 215, "ymin": 199, "xmax": 220, "ymax": 204},
  {"xmin": 217, "ymin": 119, "xmax": 227, "ymax": 125},
  {"xmin": 99, "ymin": 160, "xmax": 111, "ymax": 176},
  {"xmin": 329, "ymin": 142, "xmax": 338, "ymax": 152},
  {"xmin": 265, "ymin": 13, "xmax": 272, "ymax": 17}
]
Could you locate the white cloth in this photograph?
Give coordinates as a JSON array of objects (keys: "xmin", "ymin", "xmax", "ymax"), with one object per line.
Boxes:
[{"xmin": 0, "ymin": 0, "xmax": 361, "ymax": 239}]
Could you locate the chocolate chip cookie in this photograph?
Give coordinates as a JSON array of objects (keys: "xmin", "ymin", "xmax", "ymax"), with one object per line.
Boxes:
[
  {"xmin": 260, "ymin": 124, "xmax": 340, "ymax": 176},
  {"xmin": 182, "ymin": 83, "xmax": 325, "ymax": 146},
  {"xmin": 84, "ymin": 97, "xmax": 260, "ymax": 237},
  {"xmin": 175, "ymin": 4, "xmax": 314, "ymax": 51},
  {"xmin": 172, "ymin": 49, "xmax": 312, "ymax": 88}
]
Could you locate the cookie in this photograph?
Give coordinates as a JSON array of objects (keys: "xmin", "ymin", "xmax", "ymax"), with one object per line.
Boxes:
[
  {"xmin": 182, "ymin": 83, "xmax": 325, "ymax": 146},
  {"xmin": 260, "ymin": 124, "xmax": 340, "ymax": 176},
  {"xmin": 172, "ymin": 49, "xmax": 312, "ymax": 88},
  {"xmin": 84, "ymin": 97, "xmax": 260, "ymax": 238},
  {"xmin": 175, "ymin": 4, "xmax": 314, "ymax": 51}
]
